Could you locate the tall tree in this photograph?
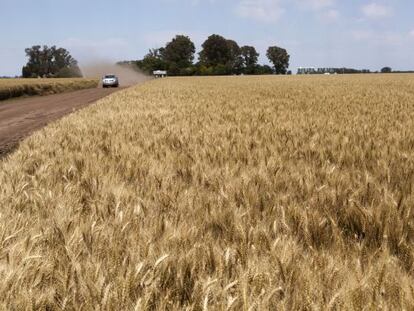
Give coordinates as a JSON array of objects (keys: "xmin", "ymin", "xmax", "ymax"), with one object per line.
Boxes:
[
  {"xmin": 226, "ymin": 40, "xmax": 243, "ymax": 74},
  {"xmin": 163, "ymin": 35, "xmax": 195, "ymax": 68},
  {"xmin": 22, "ymin": 45, "xmax": 43, "ymax": 77},
  {"xmin": 199, "ymin": 34, "xmax": 232, "ymax": 67},
  {"xmin": 381, "ymin": 67, "xmax": 392, "ymax": 73},
  {"xmin": 241, "ymin": 46, "xmax": 259, "ymax": 67},
  {"xmin": 266, "ymin": 46, "xmax": 290, "ymax": 74},
  {"xmin": 240, "ymin": 46, "xmax": 259, "ymax": 74},
  {"xmin": 22, "ymin": 45, "xmax": 80, "ymax": 78},
  {"xmin": 51, "ymin": 47, "xmax": 78, "ymax": 74}
]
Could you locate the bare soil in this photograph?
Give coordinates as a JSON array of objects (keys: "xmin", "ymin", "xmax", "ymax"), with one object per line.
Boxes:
[{"xmin": 0, "ymin": 87, "xmax": 123, "ymax": 158}]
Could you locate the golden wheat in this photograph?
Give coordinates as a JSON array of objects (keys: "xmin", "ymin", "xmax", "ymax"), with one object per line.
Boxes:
[
  {"xmin": 0, "ymin": 78, "xmax": 99, "ymax": 101},
  {"xmin": 0, "ymin": 74, "xmax": 414, "ymax": 310}
]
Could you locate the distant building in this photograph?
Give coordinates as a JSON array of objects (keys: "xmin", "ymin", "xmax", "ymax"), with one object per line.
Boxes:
[
  {"xmin": 297, "ymin": 67, "xmax": 336, "ymax": 74},
  {"xmin": 297, "ymin": 67, "xmax": 371, "ymax": 75},
  {"xmin": 297, "ymin": 67, "xmax": 317, "ymax": 75},
  {"xmin": 317, "ymin": 68, "xmax": 336, "ymax": 74},
  {"xmin": 153, "ymin": 70, "xmax": 167, "ymax": 78}
]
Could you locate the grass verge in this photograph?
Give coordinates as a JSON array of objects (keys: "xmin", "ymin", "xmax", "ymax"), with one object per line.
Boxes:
[{"xmin": 0, "ymin": 78, "xmax": 99, "ymax": 101}]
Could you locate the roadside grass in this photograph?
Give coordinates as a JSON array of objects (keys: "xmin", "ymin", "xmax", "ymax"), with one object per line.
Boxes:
[
  {"xmin": 0, "ymin": 78, "xmax": 99, "ymax": 101},
  {"xmin": 0, "ymin": 74, "xmax": 414, "ymax": 309}
]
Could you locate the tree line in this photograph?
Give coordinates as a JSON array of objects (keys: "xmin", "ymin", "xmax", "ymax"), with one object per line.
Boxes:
[
  {"xmin": 18, "ymin": 43, "xmax": 411, "ymax": 79},
  {"xmin": 123, "ymin": 34, "xmax": 290, "ymax": 76}
]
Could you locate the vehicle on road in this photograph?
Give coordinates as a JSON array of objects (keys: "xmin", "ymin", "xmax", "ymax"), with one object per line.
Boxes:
[
  {"xmin": 153, "ymin": 70, "xmax": 167, "ymax": 78},
  {"xmin": 102, "ymin": 74, "xmax": 119, "ymax": 88}
]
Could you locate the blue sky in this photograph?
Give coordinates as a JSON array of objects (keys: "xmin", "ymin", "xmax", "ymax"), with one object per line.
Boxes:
[{"xmin": 1, "ymin": 0, "xmax": 413, "ymax": 75}]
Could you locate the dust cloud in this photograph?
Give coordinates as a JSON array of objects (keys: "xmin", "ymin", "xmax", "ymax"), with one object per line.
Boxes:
[{"xmin": 80, "ymin": 63, "xmax": 151, "ymax": 87}]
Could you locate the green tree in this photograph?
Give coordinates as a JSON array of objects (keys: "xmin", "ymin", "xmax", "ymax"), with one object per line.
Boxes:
[
  {"xmin": 51, "ymin": 47, "xmax": 80, "ymax": 75},
  {"xmin": 22, "ymin": 45, "xmax": 80, "ymax": 78},
  {"xmin": 226, "ymin": 40, "xmax": 243, "ymax": 74},
  {"xmin": 213, "ymin": 64, "xmax": 232, "ymax": 75},
  {"xmin": 197, "ymin": 65, "xmax": 214, "ymax": 76},
  {"xmin": 241, "ymin": 46, "xmax": 259, "ymax": 67},
  {"xmin": 381, "ymin": 67, "xmax": 392, "ymax": 73},
  {"xmin": 240, "ymin": 46, "xmax": 259, "ymax": 74},
  {"xmin": 163, "ymin": 35, "xmax": 196, "ymax": 75},
  {"xmin": 199, "ymin": 34, "xmax": 232, "ymax": 67},
  {"xmin": 55, "ymin": 66, "xmax": 82, "ymax": 78},
  {"xmin": 266, "ymin": 46, "xmax": 290, "ymax": 74},
  {"xmin": 136, "ymin": 48, "xmax": 168, "ymax": 74},
  {"xmin": 255, "ymin": 64, "xmax": 274, "ymax": 75}
]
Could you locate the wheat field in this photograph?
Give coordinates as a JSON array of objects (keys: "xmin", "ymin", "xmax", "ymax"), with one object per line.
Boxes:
[
  {"xmin": 0, "ymin": 78, "xmax": 99, "ymax": 101},
  {"xmin": 1, "ymin": 75, "xmax": 414, "ymax": 310}
]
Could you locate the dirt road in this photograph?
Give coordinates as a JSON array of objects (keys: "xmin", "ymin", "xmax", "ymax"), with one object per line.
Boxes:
[{"xmin": 0, "ymin": 87, "xmax": 122, "ymax": 158}]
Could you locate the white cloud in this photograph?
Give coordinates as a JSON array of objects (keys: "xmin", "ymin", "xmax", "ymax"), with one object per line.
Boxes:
[
  {"xmin": 236, "ymin": 0, "xmax": 285, "ymax": 23},
  {"xmin": 321, "ymin": 9, "xmax": 339, "ymax": 21},
  {"xmin": 351, "ymin": 30, "xmax": 374, "ymax": 41},
  {"xmin": 361, "ymin": 3, "xmax": 392, "ymax": 19},
  {"xmin": 295, "ymin": 0, "xmax": 339, "ymax": 23},
  {"xmin": 410, "ymin": 30, "xmax": 414, "ymax": 38},
  {"xmin": 296, "ymin": 0, "xmax": 335, "ymax": 10},
  {"xmin": 188, "ymin": 0, "xmax": 216, "ymax": 5},
  {"xmin": 351, "ymin": 30, "xmax": 404, "ymax": 46},
  {"xmin": 234, "ymin": 0, "xmax": 339, "ymax": 24}
]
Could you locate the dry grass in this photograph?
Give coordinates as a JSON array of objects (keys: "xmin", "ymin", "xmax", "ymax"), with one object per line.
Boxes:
[
  {"xmin": 0, "ymin": 78, "xmax": 99, "ymax": 101},
  {"xmin": 1, "ymin": 74, "xmax": 414, "ymax": 310}
]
